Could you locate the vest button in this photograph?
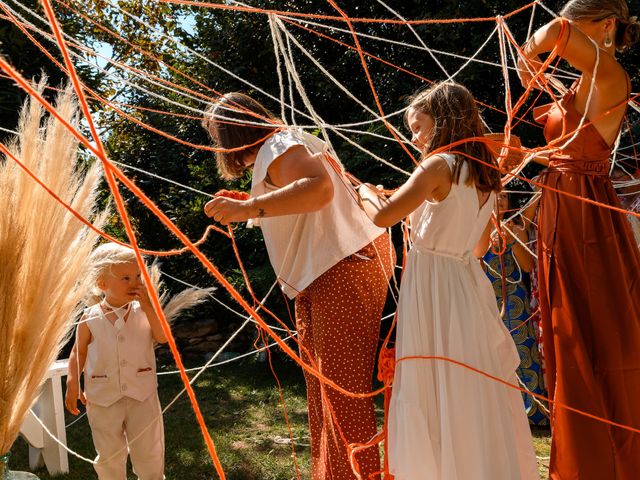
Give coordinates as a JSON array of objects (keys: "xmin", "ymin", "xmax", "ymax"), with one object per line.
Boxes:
[{"xmin": 120, "ymin": 360, "xmax": 127, "ymax": 366}]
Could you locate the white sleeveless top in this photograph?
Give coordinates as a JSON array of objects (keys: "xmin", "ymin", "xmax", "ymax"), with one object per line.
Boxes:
[
  {"xmin": 409, "ymin": 153, "xmax": 495, "ymax": 258},
  {"xmin": 250, "ymin": 129, "xmax": 384, "ymax": 298},
  {"xmin": 84, "ymin": 301, "xmax": 157, "ymax": 407}
]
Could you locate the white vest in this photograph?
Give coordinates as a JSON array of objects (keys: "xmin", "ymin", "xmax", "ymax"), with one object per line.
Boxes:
[
  {"xmin": 250, "ymin": 129, "xmax": 384, "ymax": 298},
  {"xmin": 84, "ymin": 302, "xmax": 157, "ymax": 407}
]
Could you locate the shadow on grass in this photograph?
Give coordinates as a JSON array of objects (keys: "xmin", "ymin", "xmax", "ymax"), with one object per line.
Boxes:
[
  {"xmin": 8, "ymin": 353, "xmax": 552, "ymax": 480},
  {"xmin": 10, "ymin": 355, "xmax": 312, "ymax": 480}
]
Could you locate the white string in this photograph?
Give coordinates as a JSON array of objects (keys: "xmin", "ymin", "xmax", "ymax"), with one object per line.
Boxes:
[
  {"xmin": 270, "ymin": 17, "xmax": 411, "ymax": 175},
  {"xmin": 27, "ymin": 408, "xmax": 97, "ymax": 464},
  {"xmin": 526, "ymin": 1, "xmax": 537, "ymax": 40},
  {"xmin": 6, "ymin": 0, "xmax": 419, "ymax": 144},
  {"xmin": 160, "ymin": 271, "xmax": 293, "ymax": 333},
  {"xmin": 274, "ymin": 17, "xmax": 415, "ymax": 152},
  {"xmin": 101, "ymin": 0, "xmax": 414, "ymax": 130},
  {"xmin": 278, "ymin": 12, "xmax": 580, "ymax": 81},
  {"xmin": 373, "ymin": 0, "xmax": 494, "ymax": 132},
  {"xmin": 270, "ymin": 16, "xmax": 337, "ymax": 157},
  {"xmin": 270, "ymin": 14, "xmax": 288, "ymax": 124}
]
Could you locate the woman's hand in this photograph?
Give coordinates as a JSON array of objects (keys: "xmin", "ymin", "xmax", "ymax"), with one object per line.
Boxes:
[
  {"xmin": 204, "ymin": 197, "xmax": 254, "ymax": 225},
  {"xmin": 517, "ymin": 54, "xmax": 544, "ymax": 90}
]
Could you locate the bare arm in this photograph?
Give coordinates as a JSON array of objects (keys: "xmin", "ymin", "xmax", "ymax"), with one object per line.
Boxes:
[
  {"xmin": 521, "ymin": 194, "xmax": 541, "ymax": 230},
  {"xmin": 508, "ymin": 223, "xmax": 534, "ymax": 273},
  {"xmin": 136, "ymin": 285, "xmax": 169, "ymax": 344},
  {"xmin": 474, "ymin": 218, "xmax": 493, "ymax": 259},
  {"xmin": 204, "ymin": 146, "xmax": 334, "ymax": 225},
  {"xmin": 518, "ymin": 18, "xmax": 624, "ymax": 89},
  {"xmin": 359, "ymin": 155, "xmax": 452, "ymax": 228},
  {"xmin": 65, "ymin": 321, "xmax": 90, "ymax": 415}
]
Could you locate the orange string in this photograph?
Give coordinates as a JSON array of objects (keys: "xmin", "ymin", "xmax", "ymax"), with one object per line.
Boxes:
[
  {"xmin": 325, "ymin": 0, "xmax": 418, "ymax": 165},
  {"xmin": 396, "ymin": 355, "xmax": 640, "ymax": 435},
  {"xmin": 40, "ymin": 1, "xmax": 227, "ymax": 476},
  {"xmin": 3, "ymin": 7, "xmax": 640, "ymax": 478},
  {"xmin": 282, "ymin": 17, "xmax": 540, "ymax": 129},
  {"xmin": 154, "ymin": 0, "xmax": 536, "ymax": 26}
]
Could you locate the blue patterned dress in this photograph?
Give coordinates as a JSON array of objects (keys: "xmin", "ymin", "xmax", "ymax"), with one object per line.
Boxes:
[{"xmin": 483, "ymin": 243, "xmax": 548, "ymax": 426}]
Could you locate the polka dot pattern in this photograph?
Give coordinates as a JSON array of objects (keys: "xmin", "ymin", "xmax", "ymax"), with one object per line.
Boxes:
[{"xmin": 295, "ymin": 234, "xmax": 394, "ymax": 480}]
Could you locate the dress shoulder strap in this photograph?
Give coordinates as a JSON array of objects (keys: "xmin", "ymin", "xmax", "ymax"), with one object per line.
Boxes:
[{"xmin": 437, "ymin": 152, "xmax": 457, "ymax": 171}]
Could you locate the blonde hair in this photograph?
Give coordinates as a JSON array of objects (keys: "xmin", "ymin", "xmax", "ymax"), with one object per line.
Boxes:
[
  {"xmin": 87, "ymin": 242, "xmax": 139, "ymax": 304},
  {"xmin": 85, "ymin": 244, "xmax": 215, "ymax": 326}
]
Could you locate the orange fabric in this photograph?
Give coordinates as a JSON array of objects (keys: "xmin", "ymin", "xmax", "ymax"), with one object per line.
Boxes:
[
  {"xmin": 536, "ymin": 84, "xmax": 640, "ymax": 479},
  {"xmin": 295, "ymin": 234, "xmax": 393, "ymax": 480}
]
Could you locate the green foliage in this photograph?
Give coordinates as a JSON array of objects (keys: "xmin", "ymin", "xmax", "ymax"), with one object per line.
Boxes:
[
  {"xmin": 8, "ymin": 358, "xmax": 553, "ymax": 478},
  {"xmin": 1, "ymin": 0, "xmax": 638, "ymax": 341}
]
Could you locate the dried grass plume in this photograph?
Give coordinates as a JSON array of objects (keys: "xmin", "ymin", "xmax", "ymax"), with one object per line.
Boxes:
[
  {"xmin": 0, "ymin": 81, "xmax": 107, "ymax": 454},
  {"xmin": 148, "ymin": 261, "xmax": 214, "ymax": 326}
]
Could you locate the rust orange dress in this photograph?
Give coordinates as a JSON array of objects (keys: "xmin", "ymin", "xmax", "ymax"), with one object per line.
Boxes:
[{"xmin": 534, "ymin": 83, "xmax": 640, "ymax": 479}]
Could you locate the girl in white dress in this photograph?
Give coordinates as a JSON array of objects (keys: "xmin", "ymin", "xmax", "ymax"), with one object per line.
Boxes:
[{"xmin": 359, "ymin": 81, "xmax": 539, "ymax": 480}]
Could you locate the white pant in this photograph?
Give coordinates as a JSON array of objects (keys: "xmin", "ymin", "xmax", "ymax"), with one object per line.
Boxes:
[{"xmin": 87, "ymin": 393, "xmax": 164, "ymax": 480}]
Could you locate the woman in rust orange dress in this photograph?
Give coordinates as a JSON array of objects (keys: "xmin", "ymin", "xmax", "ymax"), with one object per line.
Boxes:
[{"xmin": 518, "ymin": 1, "xmax": 640, "ymax": 478}]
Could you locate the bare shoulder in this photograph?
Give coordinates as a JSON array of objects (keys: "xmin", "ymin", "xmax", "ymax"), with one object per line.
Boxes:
[
  {"xmin": 77, "ymin": 320, "xmax": 92, "ymax": 346},
  {"xmin": 417, "ymin": 154, "xmax": 452, "ymax": 178},
  {"xmin": 268, "ymin": 144, "xmax": 312, "ymax": 176},
  {"xmin": 413, "ymin": 154, "xmax": 453, "ymax": 203},
  {"xmin": 267, "ymin": 144, "xmax": 321, "ymax": 186},
  {"xmin": 270, "ymin": 144, "xmax": 311, "ymax": 169}
]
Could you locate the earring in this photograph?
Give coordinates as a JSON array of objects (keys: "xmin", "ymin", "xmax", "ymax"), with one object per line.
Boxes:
[{"xmin": 604, "ymin": 33, "xmax": 613, "ymax": 48}]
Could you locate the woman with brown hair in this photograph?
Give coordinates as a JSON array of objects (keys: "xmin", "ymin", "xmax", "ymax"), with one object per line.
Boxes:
[
  {"xmin": 359, "ymin": 81, "xmax": 539, "ymax": 479},
  {"xmin": 518, "ymin": 1, "xmax": 640, "ymax": 478},
  {"xmin": 202, "ymin": 92, "xmax": 393, "ymax": 480}
]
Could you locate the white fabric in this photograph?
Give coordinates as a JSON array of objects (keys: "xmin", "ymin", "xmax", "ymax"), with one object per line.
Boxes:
[
  {"xmin": 102, "ymin": 300, "xmax": 130, "ymax": 330},
  {"xmin": 388, "ymin": 154, "xmax": 539, "ymax": 480},
  {"xmin": 250, "ymin": 128, "xmax": 384, "ymax": 298},
  {"xmin": 87, "ymin": 393, "xmax": 164, "ymax": 480},
  {"xmin": 84, "ymin": 301, "xmax": 158, "ymax": 407}
]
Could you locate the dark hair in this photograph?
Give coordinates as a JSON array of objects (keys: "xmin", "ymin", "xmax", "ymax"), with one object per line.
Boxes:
[
  {"xmin": 561, "ymin": 0, "xmax": 639, "ymax": 50},
  {"xmin": 202, "ymin": 93, "xmax": 281, "ymax": 179},
  {"xmin": 405, "ymin": 81, "xmax": 501, "ymax": 193}
]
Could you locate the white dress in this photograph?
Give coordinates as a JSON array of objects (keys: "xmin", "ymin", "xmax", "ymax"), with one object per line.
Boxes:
[{"xmin": 387, "ymin": 154, "xmax": 539, "ymax": 480}]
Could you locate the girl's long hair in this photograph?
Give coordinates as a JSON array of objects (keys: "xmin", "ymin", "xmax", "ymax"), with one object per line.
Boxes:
[
  {"xmin": 406, "ymin": 81, "xmax": 502, "ymax": 193},
  {"xmin": 202, "ymin": 92, "xmax": 281, "ymax": 180}
]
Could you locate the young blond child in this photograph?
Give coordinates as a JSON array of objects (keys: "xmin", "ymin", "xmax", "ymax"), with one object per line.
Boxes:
[{"xmin": 65, "ymin": 243, "xmax": 167, "ymax": 480}]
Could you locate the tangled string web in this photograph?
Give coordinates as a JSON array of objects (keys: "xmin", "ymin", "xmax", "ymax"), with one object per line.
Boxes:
[{"xmin": 1, "ymin": 0, "xmax": 639, "ymax": 478}]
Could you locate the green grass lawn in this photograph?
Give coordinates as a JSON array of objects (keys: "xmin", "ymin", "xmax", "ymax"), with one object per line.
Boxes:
[{"xmin": 9, "ymin": 356, "xmax": 551, "ymax": 479}]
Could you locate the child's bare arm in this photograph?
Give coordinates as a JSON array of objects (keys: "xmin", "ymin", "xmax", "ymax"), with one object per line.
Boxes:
[
  {"xmin": 359, "ymin": 154, "xmax": 452, "ymax": 228},
  {"xmin": 474, "ymin": 218, "xmax": 494, "ymax": 259},
  {"xmin": 65, "ymin": 320, "xmax": 90, "ymax": 415},
  {"xmin": 136, "ymin": 285, "xmax": 169, "ymax": 344}
]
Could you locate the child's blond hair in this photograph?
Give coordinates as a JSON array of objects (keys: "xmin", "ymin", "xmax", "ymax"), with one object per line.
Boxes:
[{"xmin": 87, "ymin": 242, "xmax": 139, "ymax": 305}]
